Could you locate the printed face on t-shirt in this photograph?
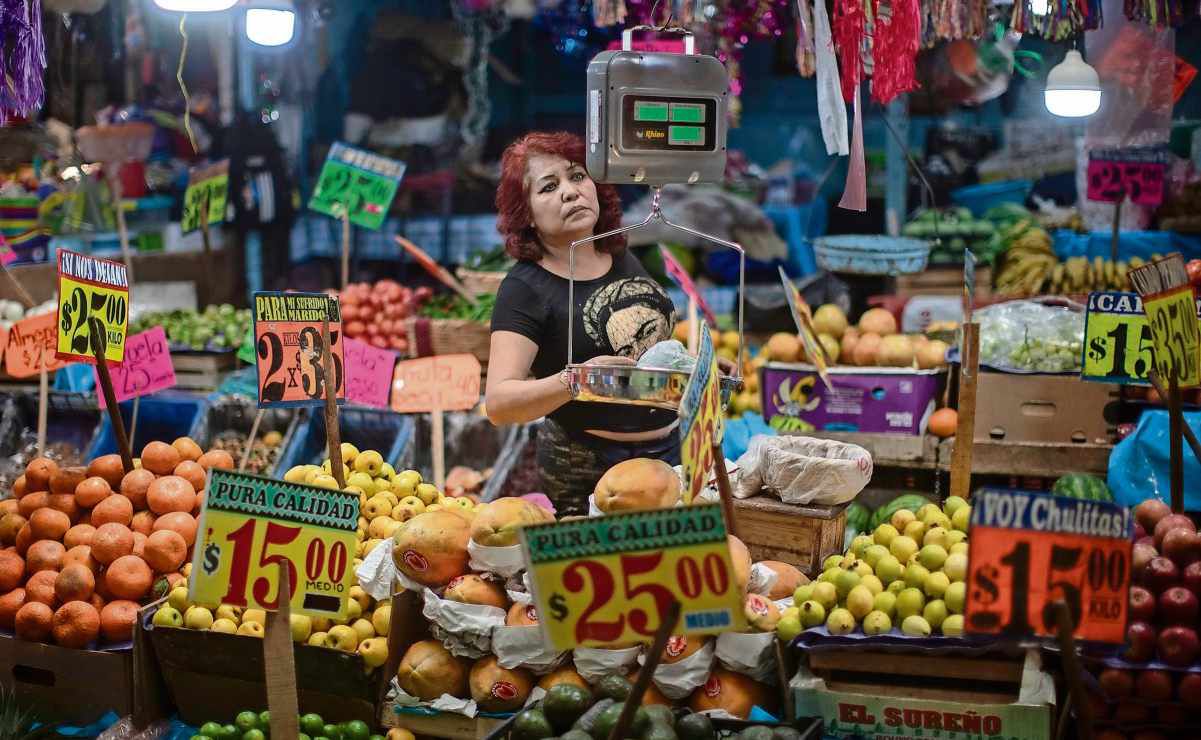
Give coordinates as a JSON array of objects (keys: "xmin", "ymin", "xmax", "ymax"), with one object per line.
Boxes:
[{"xmin": 582, "ymin": 276, "xmax": 676, "ymax": 360}]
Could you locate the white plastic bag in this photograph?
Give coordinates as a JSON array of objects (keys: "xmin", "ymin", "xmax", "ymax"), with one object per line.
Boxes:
[
  {"xmin": 492, "ymin": 625, "xmax": 568, "ymax": 674},
  {"xmin": 468, "ymin": 540, "xmax": 527, "ymax": 578},
  {"xmin": 572, "ymin": 646, "xmax": 642, "ymax": 684},
  {"xmin": 422, "ymin": 587, "xmax": 507, "ymax": 658},
  {"xmin": 388, "ymin": 679, "xmax": 479, "ymax": 717},
  {"xmin": 356, "ymin": 541, "xmax": 402, "ymax": 601},
  {"xmin": 715, "ymin": 632, "xmax": 778, "ymax": 684},
  {"xmin": 733, "ymin": 435, "xmax": 871, "ymax": 505},
  {"xmin": 639, "ymin": 638, "xmax": 716, "ymax": 700}
]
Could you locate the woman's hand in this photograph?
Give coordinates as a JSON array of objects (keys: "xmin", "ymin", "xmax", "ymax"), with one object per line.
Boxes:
[
  {"xmin": 717, "ymin": 357, "xmax": 738, "ymax": 376},
  {"xmin": 583, "ymin": 355, "xmax": 636, "ymax": 366}
]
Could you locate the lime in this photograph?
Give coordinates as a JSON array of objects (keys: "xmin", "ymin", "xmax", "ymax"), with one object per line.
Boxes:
[
  {"xmin": 301, "ymin": 714, "xmax": 326, "ymax": 736},
  {"xmin": 341, "ymin": 720, "xmax": 371, "ymax": 740},
  {"xmin": 369, "ymin": 736, "xmax": 385, "ymax": 740},
  {"xmin": 189, "ymin": 736, "xmax": 213, "ymax": 740},
  {"xmin": 323, "ymin": 725, "xmax": 343, "ymax": 740},
  {"xmin": 235, "ymin": 713, "xmax": 260, "ymax": 732},
  {"xmin": 258, "ymin": 711, "xmax": 272, "ymax": 730},
  {"xmin": 299, "ymin": 736, "xmax": 311, "ymax": 740},
  {"xmin": 222, "ymin": 725, "xmax": 240, "ymax": 739},
  {"xmin": 242, "ymin": 731, "xmax": 266, "ymax": 740},
  {"xmin": 200, "ymin": 723, "xmax": 225, "ymax": 737}
]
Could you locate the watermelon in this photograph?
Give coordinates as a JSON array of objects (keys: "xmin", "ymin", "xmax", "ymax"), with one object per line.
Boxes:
[
  {"xmin": 869, "ymin": 494, "xmax": 933, "ymax": 531},
  {"xmin": 1051, "ymin": 474, "xmax": 1113, "ymax": 502},
  {"xmin": 845, "ymin": 502, "xmax": 872, "ymax": 533}
]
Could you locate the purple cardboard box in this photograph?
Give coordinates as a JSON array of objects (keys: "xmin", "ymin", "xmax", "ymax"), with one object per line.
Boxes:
[{"xmin": 760, "ymin": 362, "xmax": 944, "ymax": 436}]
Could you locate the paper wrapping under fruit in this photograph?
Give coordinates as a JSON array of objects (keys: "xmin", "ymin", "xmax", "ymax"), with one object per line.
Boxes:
[
  {"xmin": 422, "ymin": 587, "xmax": 507, "ymax": 658},
  {"xmin": 492, "ymin": 624, "xmax": 568, "ymax": 674},
  {"xmin": 356, "ymin": 540, "xmax": 403, "ymax": 601},
  {"xmin": 733, "ymin": 435, "xmax": 871, "ymax": 506},
  {"xmin": 747, "ymin": 563, "xmax": 776, "ymax": 597},
  {"xmin": 636, "ymin": 639, "xmax": 716, "ymax": 700},
  {"xmin": 388, "ymin": 680, "xmax": 479, "ymax": 717},
  {"xmin": 467, "ymin": 539, "xmax": 527, "ymax": 578},
  {"xmin": 572, "ymin": 646, "xmax": 642, "ymax": 683},
  {"xmin": 715, "ymin": 632, "xmax": 778, "ymax": 684}
]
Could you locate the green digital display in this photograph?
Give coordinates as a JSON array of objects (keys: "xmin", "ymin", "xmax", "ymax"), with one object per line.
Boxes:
[
  {"xmin": 668, "ymin": 126, "xmax": 705, "ymax": 146},
  {"xmin": 634, "ymin": 101, "xmax": 669, "ymax": 122},
  {"xmin": 670, "ymin": 103, "xmax": 705, "ymax": 123}
]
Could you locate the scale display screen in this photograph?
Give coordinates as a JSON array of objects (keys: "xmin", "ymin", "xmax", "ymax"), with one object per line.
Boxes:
[{"xmin": 621, "ymin": 95, "xmax": 717, "ymax": 153}]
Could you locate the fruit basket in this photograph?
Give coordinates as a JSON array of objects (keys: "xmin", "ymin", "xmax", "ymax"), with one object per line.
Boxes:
[
  {"xmin": 812, "ymin": 236, "xmax": 931, "ymax": 276},
  {"xmin": 404, "ymin": 316, "xmax": 492, "ymax": 364}
]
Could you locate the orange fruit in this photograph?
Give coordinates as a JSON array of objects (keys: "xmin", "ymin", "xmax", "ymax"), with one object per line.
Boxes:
[
  {"xmin": 119, "ymin": 469, "xmax": 155, "ymax": 510},
  {"xmin": 130, "ymin": 511, "xmax": 157, "ymax": 536},
  {"xmin": 91, "ymin": 523, "xmax": 134, "ymax": 565},
  {"xmin": 63, "ymin": 524, "xmax": 96, "ymax": 549},
  {"xmin": 0, "ymin": 588, "xmax": 26, "ymax": 629},
  {"xmin": 26, "ymin": 540, "xmax": 65, "ymax": 572},
  {"xmin": 14, "ymin": 522, "xmax": 32, "ymax": 555},
  {"xmin": 47, "ymin": 493, "xmax": 81, "ymax": 524},
  {"xmin": 63, "ymin": 545, "xmax": 100, "ymax": 575},
  {"xmin": 141, "ymin": 441, "xmax": 181, "ymax": 476},
  {"xmin": 29, "ymin": 508, "xmax": 71, "ymax": 542},
  {"xmin": 0, "ymin": 499, "xmax": 17, "ymax": 518},
  {"xmin": 25, "ymin": 570, "xmax": 59, "ymax": 607},
  {"xmin": 14, "ymin": 601, "xmax": 53, "ymax": 641},
  {"xmin": 154, "ymin": 512, "xmax": 198, "ymax": 547},
  {"xmin": 929, "ymin": 407, "xmax": 958, "ymax": 438},
  {"xmin": 146, "ymin": 476, "xmax": 195, "ymax": 515},
  {"xmin": 100, "ymin": 599, "xmax": 139, "ymax": 642},
  {"xmin": 12, "ymin": 474, "xmax": 27, "ymax": 499},
  {"xmin": 17, "ymin": 491, "xmax": 50, "ymax": 519},
  {"xmin": 86, "ymin": 455, "xmax": 126, "ymax": 489},
  {"xmin": 89, "ymin": 592, "xmax": 106, "ymax": 612},
  {"xmin": 174, "ymin": 460, "xmax": 206, "ymax": 493},
  {"xmin": 143, "ymin": 530, "xmax": 187, "ymax": 573},
  {"xmin": 24, "ymin": 457, "xmax": 58, "ymax": 493},
  {"xmin": 105, "ymin": 555, "xmax": 153, "ymax": 600},
  {"xmin": 196, "ymin": 450, "xmax": 235, "ymax": 472},
  {"xmin": 172, "ymin": 437, "xmax": 203, "ymax": 462},
  {"xmin": 49, "ymin": 467, "xmax": 87, "ymax": 496},
  {"xmin": 91, "ymin": 494, "xmax": 133, "ymax": 527},
  {"xmin": 0, "ymin": 549, "xmax": 24, "ymax": 591},
  {"xmin": 52, "ymin": 600, "xmax": 101, "ymax": 648},
  {"xmin": 132, "ymin": 532, "xmax": 147, "ymax": 558},
  {"xmin": 74, "ymin": 476, "xmax": 112, "ymax": 508},
  {"xmin": 54, "ymin": 564, "xmax": 96, "ymax": 603},
  {"xmin": 0, "ymin": 513, "xmax": 26, "ymax": 546}
]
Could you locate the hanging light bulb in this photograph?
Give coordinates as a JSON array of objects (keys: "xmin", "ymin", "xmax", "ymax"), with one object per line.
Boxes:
[
  {"xmin": 152, "ymin": 0, "xmax": 238, "ymax": 10},
  {"xmin": 245, "ymin": 0, "xmax": 297, "ymax": 48},
  {"xmin": 1044, "ymin": 49, "xmax": 1101, "ymax": 118}
]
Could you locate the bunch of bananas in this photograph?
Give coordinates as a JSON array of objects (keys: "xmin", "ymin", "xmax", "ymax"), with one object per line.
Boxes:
[
  {"xmin": 1046, "ymin": 256, "xmax": 1143, "ymax": 294},
  {"xmin": 995, "ymin": 221, "xmax": 1057, "ymax": 296}
]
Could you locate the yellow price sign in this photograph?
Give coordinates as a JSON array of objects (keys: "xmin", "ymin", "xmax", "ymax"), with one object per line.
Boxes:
[
  {"xmin": 1144, "ymin": 285, "xmax": 1201, "ymax": 388},
  {"xmin": 55, "ymin": 250, "xmax": 129, "ymax": 364},
  {"xmin": 520, "ymin": 504, "xmax": 745, "ymax": 651},
  {"xmin": 679, "ymin": 327, "xmax": 723, "ymax": 504},
  {"xmin": 1082, "ymin": 292, "xmax": 1157, "ymax": 384},
  {"xmin": 190, "ymin": 469, "xmax": 359, "ymax": 619}
]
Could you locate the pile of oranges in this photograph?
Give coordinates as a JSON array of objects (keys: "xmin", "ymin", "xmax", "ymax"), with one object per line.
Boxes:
[{"xmin": 0, "ymin": 438, "xmax": 233, "ymax": 649}]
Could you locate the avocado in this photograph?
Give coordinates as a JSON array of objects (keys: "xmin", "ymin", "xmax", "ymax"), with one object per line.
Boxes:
[
  {"xmin": 513, "ymin": 710, "xmax": 555, "ymax": 740},
  {"xmin": 544, "ymin": 685, "xmax": 595, "ymax": 733},
  {"xmin": 642, "ymin": 706, "xmax": 675, "ymax": 728},
  {"xmin": 736, "ymin": 727, "xmax": 773, "ymax": 740},
  {"xmin": 595, "ymin": 675, "xmax": 633, "ymax": 702},
  {"xmin": 675, "ymin": 714, "xmax": 716, "ymax": 740},
  {"xmin": 572, "ymin": 699, "xmax": 616, "ymax": 737},
  {"xmin": 641, "ymin": 724, "xmax": 679, "ymax": 740},
  {"xmin": 561, "ymin": 731, "xmax": 593, "ymax": 740}
]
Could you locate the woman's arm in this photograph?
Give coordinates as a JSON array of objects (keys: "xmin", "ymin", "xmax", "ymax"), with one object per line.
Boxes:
[{"xmin": 485, "ymin": 331, "xmax": 572, "ymax": 425}]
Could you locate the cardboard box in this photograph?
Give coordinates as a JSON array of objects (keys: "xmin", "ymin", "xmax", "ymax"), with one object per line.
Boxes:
[
  {"xmin": 792, "ymin": 649, "xmax": 1056, "ymax": 740},
  {"xmin": 761, "ymin": 364, "xmax": 943, "ymax": 436},
  {"xmin": 974, "ymin": 372, "xmax": 1117, "ymax": 445},
  {"xmin": 0, "ymin": 635, "xmax": 133, "ymax": 724}
]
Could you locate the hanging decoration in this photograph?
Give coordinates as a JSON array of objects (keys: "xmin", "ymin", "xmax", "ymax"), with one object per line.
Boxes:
[
  {"xmin": 870, "ymin": 0, "xmax": 920, "ymax": 104},
  {"xmin": 832, "ymin": 0, "xmax": 867, "ymax": 102},
  {"xmin": 1010, "ymin": 0, "xmax": 1102, "ymax": 41},
  {"xmin": 0, "ymin": 0, "xmax": 47, "ymax": 125},
  {"xmin": 795, "ymin": 0, "xmax": 816, "ymax": 77},
  {"xmin": 922, "ymin": 0, "xmax": 989, "ymax": 44},
  {"xmin": 453, "ymin": 0, "xmax": 510, "ymax": 163},
  {"xmin": 1123, "ymin": 0, "xmax": 1183, "ymax": 27}
]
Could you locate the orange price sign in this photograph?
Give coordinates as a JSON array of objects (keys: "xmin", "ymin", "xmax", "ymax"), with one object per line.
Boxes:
[
  {"xmin": 5, "ymin": 312, "xmax": 70, "ymax": 378},
  {"xmin": 390, "ymin": 354, "xmax": 481, "ymax": 413},
  {"xmin": 252, "ymin": 292, "xmax": 345, "ymax": 408},
  {"xmin": 678, "ymin": 327, "xmax": 723, "ymax": 504},
  {"xmin": 965, "ymin": 489, "xmax": 1133, "ymax": 644}
]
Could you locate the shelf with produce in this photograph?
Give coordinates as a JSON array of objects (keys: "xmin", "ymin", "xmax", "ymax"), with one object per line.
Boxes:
[{"xmin": 936, "ymin": 438, "xmax": 1114, "ymax": 478}]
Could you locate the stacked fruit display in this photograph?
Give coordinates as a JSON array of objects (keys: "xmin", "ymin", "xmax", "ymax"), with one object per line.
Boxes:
[
  {"xmin": 209, "ymin": 429, "xmax": 285, "ymax": 477},
  {"xmin": 131, "ymin": 305, "xmax": 252, "ymax": 352},
  {"xmin": 0, "ymin": 440, "xmax": 229, "ymax": 648},
  {"xmin": 758, "ymin": 305, "xmax": 950, "ymax": 372},
  {"xmin": 776, "ymin": 496, "xmax": 970, "ymax": 641},
  {"xmin": 184, "ymin": 708, "xmax": 403, "ymax": 740},
  {"xmin": 338, "ymin": 280, "xmax": 433, "ymax": 352}
]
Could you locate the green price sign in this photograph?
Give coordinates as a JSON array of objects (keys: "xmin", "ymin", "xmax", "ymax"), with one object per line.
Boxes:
[
  {"xmin": 181, "ymin": 160, "xmax": 229, "ymax": 235},
  {"xmin": 308, "ymin": 143, "xmax": 405, "ymax": 231}
]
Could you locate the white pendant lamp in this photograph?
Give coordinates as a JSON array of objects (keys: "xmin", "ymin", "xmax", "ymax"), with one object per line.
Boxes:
[
  {"xmin": 245, "ymin": 0, "xmax": 298, "ymax": 48},
  {"xmin": 153, "ymin": 0, "xmax": 238, "ymax": 10},
  {"xmin": 1044, "ymin": 49, "xmax": 1102, "ymax": 118}
]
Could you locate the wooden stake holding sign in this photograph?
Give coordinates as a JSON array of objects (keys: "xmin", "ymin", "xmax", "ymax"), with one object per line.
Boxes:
[
  {"xmin": 263, "ymin": 562, "xmax": 301, "ymax": 740},
  {"xmin": 390, "ymin": 354, "xmax": 482, "ymax": 491},
  {"xmin": 608, "ymin": 600, "xmax": 681, "ymax": 740},
  {"xmin": 239, "ymin": 409, "xmax": 267, "ymax": 473},
  {"xmin": 322, "ymin": 319, "xmax": 347, "ymax": 489},
  {"xmin": 89, "ymin": 317, "xmax": 134, "ymax": 474},
  {"xmin": 1052, "ymin": 601, "xmax": 1094, "ymax": 740},
  {"xmin": 949, "ymin": 323, "xmax": 980, "ymax": 499}
]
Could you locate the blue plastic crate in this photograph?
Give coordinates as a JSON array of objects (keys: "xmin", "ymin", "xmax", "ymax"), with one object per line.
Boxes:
[
  {"xmin": 86, "ymin": 391, "xmax": 208, "ymax": 460},
  {"xmin": 0, "ymin": 392, "xmax": 101, "ymax": 460},
  {"xmin": 276, "ymin": 405, "xmax": 415, "ymax": 472},
  {"xmin": 196, "ymin": 394, "xmax": 300, "ymax": 478}
]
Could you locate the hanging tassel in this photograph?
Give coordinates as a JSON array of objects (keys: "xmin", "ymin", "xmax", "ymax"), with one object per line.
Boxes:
[
  {"xmin": 870, "ymin": 0, "xmax": 920, "ymax": 104},
  {"xmin": 833, "ymin": 0, "xmax": 867, "ymax": 102},
  {"xmin": 796, "ymin": 0, "xmax": 816, "ymax": 77},
  {"xmin": 838, "ymin": 86, "xmax": 867, "ymax": 211},
  {"xmin": 1, "ymin": 0, "xmax": 47, "ymax": 125}
]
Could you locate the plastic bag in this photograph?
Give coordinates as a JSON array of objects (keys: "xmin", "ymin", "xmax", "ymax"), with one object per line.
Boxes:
[
  {"xmin": 721, "ymin": 412, "xmax": 777, "ymax": 463},
  {"xmin": 467, "ymin": 541, "xmax": 527, "ymax": 578},
  {"xmin": 1108, "ymin": 409, "xmax": 1201, "ymax": 510},
  {"xmin": 637, "ymin": 340, "xmax": 696, "ymax": 372},
  {"xmin": 732, "ymin": 435, "xmax": 872, "ymax": 506},
  {"xmin": 492, "ymin": 625, "xmax": 568, "ymax": 674},
  {"xmin": 573, "ymin": 646, "xmax": 642, "ymax": 683},
  {"xmin": 641, "ymin": 638, "xmax": 716, "ymax": 700},
  {"xmin": 974, "ymin": 299, "xmax": 1085, "ymax": 373},
  {"xmin": 422, "ymin": 587, "xmax": 507, "ymax": 658},
  {"xmin": 715, "ymin": 632, "xmax": 777, "ymax": 684}
]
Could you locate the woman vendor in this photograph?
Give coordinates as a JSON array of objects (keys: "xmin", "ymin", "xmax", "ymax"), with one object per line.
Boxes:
[{"xmin": 485, "ymin": 131, "xmax": 682, "ymax": 516}]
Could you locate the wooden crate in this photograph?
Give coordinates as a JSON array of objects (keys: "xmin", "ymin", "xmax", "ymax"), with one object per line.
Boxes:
[
  {"xmin": 171, "ymin": 351, "xmax": 238, "ymax": 391},
  {"xmin": 731, "ymin": 496, "xmax": 846, "ymax": 577},
  {"xmin": 895, "ymin": 265, "xmax": 992, "ymax": 298}
]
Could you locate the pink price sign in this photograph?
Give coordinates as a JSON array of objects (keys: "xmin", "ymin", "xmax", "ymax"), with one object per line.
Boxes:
[
  {"xmin": 344, "ymin": 337, "xmax": 398, "ymax": 408},
  {"xmin": 1087, "ymin": 148, "xmax": 1168, "ymax": 206},
  {"xmin": 94, "ymin": 326, "xmax": 176, "ymax": 408}
]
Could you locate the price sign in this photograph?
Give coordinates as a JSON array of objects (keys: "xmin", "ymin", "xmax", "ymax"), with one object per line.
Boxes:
[
  {"xmin": 520, "ymin": 503, "xmax": 745, "ymax": 650},
  {"xmin": 390, "ymin": 354, "xmax": 481, "ymax": 413},
  {"xmin": 344, "ymin": 337, "xmax": 398, "ymax": 408},
  {"xmin": 308, "ymin": 143, "xmax": 406, "ymax": 231},
  {"xmin": 779, "ymin": 267, "xmax": 832, "ymax": 390},
  {"xmin": 252, "ymin": 292, "xmax": 346, "ymax": 408},
  {"xmin": 55, "ymin": 250, "xmax": 129, "ymax": 364},
  {"xmin": 1087, "ymin": 147, "xmax": 1169, "ymax": 206},
  {"xmin": 1143, "ymin": 285, "xmax": 1201, "ymax": 388},
  {"xmin": 181, "ymin": 160, "xmax": 229, "ymax": 235},
  {"xmin": 1082, "ymin": 292, "xmax": 1157, "ymax": 383},
  {"xmin": 660, "ymin": 245, "xmax": 716, "ymax": 327},
  {"xmin": 94, "ymin": 326, "xmax": 176, "ymax": 408},
  {"xmin": 679, "ymin": 327, "xmax": 723, "ymax": 504},
  {"xmin": 4, "ymin": 312, "xmax": 70, "ymax": 378},
  {"xmin": 965, "ymin": 489, "xmax": 1132, "ymax": 644},
  {"xmin": 190, "ymin": 468, "xmax": 359, "ymax": 620}
]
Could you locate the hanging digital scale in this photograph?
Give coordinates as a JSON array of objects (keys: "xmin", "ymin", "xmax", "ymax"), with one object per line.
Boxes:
[{"xmin": 585, "ymin": 28, "xmax": 729, "ymax": 187}]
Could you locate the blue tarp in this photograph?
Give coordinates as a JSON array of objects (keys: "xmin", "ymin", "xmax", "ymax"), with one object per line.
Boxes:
[
  {"xmin": 1109, "ymin": 409, "xmax": 1201, "ymax": 510},
  {"xmin": 1052, "ymin": 230, "xmax": 1201, "ymax": 263}
]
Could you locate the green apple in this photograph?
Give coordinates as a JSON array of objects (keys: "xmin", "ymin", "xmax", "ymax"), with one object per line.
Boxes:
[
  {"xmin": 952, "ymin": 506, "xmax": 971, "ymax": 532},
  {"xmin": 902, "ymin": 520, "xmax": 927, "ymax": 545},
  {"xmin": 923, "ymin": 599, "xmax": 948, "ymax": 630},
  {"xmin": 236, "ymin": 621, "xmax": 264, "ymax": 638},
  {"xmin": 875, "ymin": 555, "xmax": 903, "ymax": 584},
  {"xmin": 943, "ymin": 552, "xmax": 968, "ymax": 583},
  {"xmin": 918, "ymin": 544, "xmax": 948, "ymax": 571},
  {"xmin": 290, "ymin": 613, "xmax": 312, "ymax": 643},
  {"xmin": 889, "ymin": 535, "xmax": 918, "ymax": 564},
  {"xmin": 308, "ymin": 631, "xmax": 328, "ymax": 647},
  {"xmin": 901, "ymin": 615, "xmax": 932, "ymax": 637},
  {"xmin": 924, "ymin": 571, "xmax": 950, "ymax": 599},
  {"xmin": 211, "ymin": 618, "xmax": 238, "ymax": 634},
  {"xmin": 873, "ymin": 524, "xmax": 899, "ymax": 548},
  {"xmin": 811, "ymin": 582, "xmax": 838, "ymax": 611},
  {"xmin": 872, "ymin": 590, "xmax": 897, "ymax": 618},
  {"xmin": 846, "ymin": 585, "xmax": 875, "ymax": 620},
  {"xmin": 184, "ymin": 605, "xmax": 214, "ymax": 631},
  {"xmin": 152, "ymin": 605, "xmax": 184, "ymax": 628},
  {"xmin": 903, "ymin": 562, "xmax": 930, "ymax": 589},
  {"xmin": 339, "ymin": 442, "xmax": 360, "ymax": 463},
  {"xmin": 862, "ymin": 610, "xmax": 892, "ymax": 636},
  {"xmin": 945, "ymin": 581, "xmax": 966, "ymax": 614},
  {"xmin": 945, "ymin": 529, "xmax": 968, "ymax": 547},
  {"xmin": 324, "ymin": 624, "xmax": 359, "ymax": 652},
  {"xmin": 167, "ymin": 586, "xmax": 190, "ymax": 613},
  {"xmin": 862, "ymin": 544, "xmax": 890, "ymax": 570},
  {"xmin": 825, "ymin": 607, "xmax": 856, "ymax": 635},
  {"xmin": 346, "ymin": 471, "xmax": 376, "ymax": 496},
  {"xmin": 942, "ymin": 496, "xmax": 969, "ymax": 519},
  {"xmin": 925, "ymin": 512, "xmax": 952, "ymax": 531},
  {"xmin": 215, "ymin": 604, "xmax": 243, "ymax": 624},
  {"xmin": 916, "ymin": 503, "xmax": 941, "ymax": 524},
  {"xmin": 353, "ymin": 450, "xmax": 384, "ymax": 478},
  {"xmin": 799, "ymin": 600, "xmax": 826, "ymax": 628},
  {"xmin": 942, "ymin": 614, "xmax": 965, "ymax": 636},
  {"xmin": 357, "ymin": 636, "xmax": 388, "ymax": 668},
  {"xmin": 896, "ymin": 588, "xmax": 925, "ymax": 620},
  {"xmin": 923, "ymin": 526, "xmax": 950, "ymax": 550}
]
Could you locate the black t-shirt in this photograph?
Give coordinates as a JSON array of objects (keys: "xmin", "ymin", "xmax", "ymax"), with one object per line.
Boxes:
[{"xmin": 490, "ymin": 251, "xmax": 679, "ymax": 436}]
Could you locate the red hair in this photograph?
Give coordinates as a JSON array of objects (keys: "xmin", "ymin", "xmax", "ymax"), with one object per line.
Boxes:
[{"xmin": 495, "ymin": 131, "xmax": 626, "ymax": 261}]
